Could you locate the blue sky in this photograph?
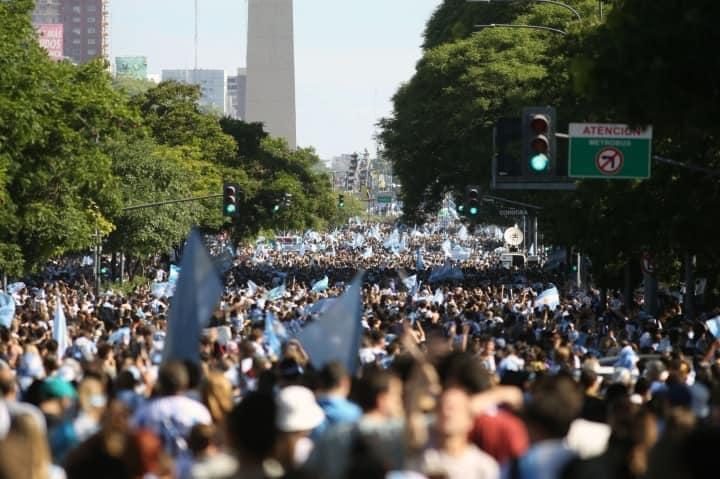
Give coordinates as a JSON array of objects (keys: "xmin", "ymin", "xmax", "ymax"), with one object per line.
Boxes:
[{"xmin": 109, "ymin": 0, "xmax": 443, "ymax": 160}]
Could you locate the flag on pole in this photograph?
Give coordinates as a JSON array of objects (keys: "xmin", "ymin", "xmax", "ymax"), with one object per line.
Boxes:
[
  {"xmin": 163, "ymin": 230, "xmax": 223, "ymax": 364},
  {"xmin": 442, "ymin": 239, "xmax": 453, "ymax": 258},
  {"xmin": 706, "ymin": 316, "xmax": 720, "ymax": 339},
  {"xmin": 416, "ymin": 249, "xmax": 425, "ymax": 271},
  {"xmin": 458, "ymin": 225, "xmax": 469, "ymax": 241},
  {"xmin": 433, "ymin": 288, "xmax": 445, "ymax": 305},
  {"xmin": 53, "ymin": 296, "xmax": 69, "ymax": 359},
  {"xmin": 363, "ymin": 246, "xmax": 373, "ymax": 259},
  {"xmin": 265, "ymin": 311, "xmax": 287, "ymax": 357},
  {"xmin": 401, "ymin": 275, "xmax": 417, "ymax": 292},
  {"xmin": 0, "ymin": 293, "xmax": 15, "ymax": 329},
  {"xmin": 311, "ymin": 276, "xmax": 329, "ymax": 293},
  {"xmin": 297, "ymin": 272, "xmax": 364, "ymax": 373},
  {"xmin": 265, "ymin": 283, "xmax": 286, "ymax": 301},
  {"xmin": 299, "ymin": 242, "xmax": 306, "ymax": 257},
  {"xmin": 535, "ymin": 286, "xmax": 560, "ymax": 310},
  {"xmin": 247, "ymin": 280, "xmax": 258, "ymax": 297}
]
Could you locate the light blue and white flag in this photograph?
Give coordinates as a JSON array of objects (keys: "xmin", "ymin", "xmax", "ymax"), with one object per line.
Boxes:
[
  {"xmin": 535, "ymin": 286, "xmax": 560, "ymax": 310},
  {"xmin": 7, "ymin": 282, "xmax": 25, "ymax": 296},
  {"xmin": 416, "ymin": 249, "xmax": 425, "ymax": 271},
  {"xmin": 247, "ymin": 280, "xmax": 258, "ymax": 297},
  {"xmin": 706, "ymin": 316, "xmax": 720, "ymax": 339},
  {"xmin": 363, "ymin": 246, "xmax": 373, "ymax": 259},
  {"xmin": 441, "ymin": 239, "xmax": 453, "ymax": 258},
  {"xmin": 265, "ymin": 311, "xmax": 287, "ymax": 357},
  {"xmin": 163, "ymin": 230, "xmax": 223, "ymax": 364},
  {"xmin": 53, "ymin": 296, "xmax": 69, "ymax": 359},
  {"xmin": 452, "ymin": 245, "xmax": 471, "ymax": 261},
  {"xmin": 370, "ymin": 225, "xmax": 382, "ymax": 241},
  {"xmin": 265, "ymin": 283, "xmax": 286, "ymax": 301},
  {"xmin": 458, "ymin": 225, "xmax": 469, "ymax": 242},
  {"xmin": 384, "ymin": 229, "xmax": 400, "ymax": 250},
  {"xmin": 297, "ymin": 272, "xmax": 364, "ymax": 373},
  {"xmin": 150, "ymin": 282, "xmax": 171, "ymax": 298},
  {"xmin": 299, "ymin": 242, "xmax": 306, "ymax": 257},
  {"xmin": 0, "ymin": 293, "xmax": 15, "ymax": 329},
  {"xmin": 311, "ymin": 276, "xmax": 329, "ymax": 293},
  {"xmin": 353, "ymin": 233, "xmax": 365, "ymax": 249},
  {"xmin": 401, "ymin": 275, "xmax": 417, "ymax": 292},
  {"xmin": 433, "ymin": 288, "xmax": 445, "ymax": 305}
]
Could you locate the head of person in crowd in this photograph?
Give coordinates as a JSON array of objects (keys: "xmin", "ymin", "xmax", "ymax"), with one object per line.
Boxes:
[
  {"xmin": 273, "ymin": 385, "xmax": 325, "ymax": 470},
  {"xmin": 201, "ymin": 370, "xmax": 234, "ymax": 425},
  {"xmin": 352, "ymin": 366, "xmax": 404, "ymax": 420},
  {"xmin": 226, "ymin": 392, "xmax": 278, "ymax": 475},
  {"xmin": 524, "ymin": 374, "xmax": 583, "ymax": 443},
  {"xmin": 0, "ymin": 413, "xmax": 55, "ymax": 479}
]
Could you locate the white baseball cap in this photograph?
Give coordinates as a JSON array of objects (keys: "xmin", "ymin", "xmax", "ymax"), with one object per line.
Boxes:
[{"xmin": 275, "ymin": 386, "xmax": 325, "ymax": 432}]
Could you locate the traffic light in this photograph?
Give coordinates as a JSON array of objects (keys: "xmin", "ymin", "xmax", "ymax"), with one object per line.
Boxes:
[
  {"xmin": 283, "ymin": 193, "xmax": 293, "ymax": 207},
  {"xmin": 465, "ymin": 185, "xmax": 481, "ymax": 218},
  {"xmin": 522, "ymin": 106, "xmax": 556, "ymax": 176},
  {"xmin": 223, "ymin": 182, "xmax": 240, "ymax": 217},
  {"xmin": 338, "ymin": 194, "xmax": 345, "ymax": 208},
  {"xmin": 455, "ymin": 196, "xmax": 465, "ymax": 216}
]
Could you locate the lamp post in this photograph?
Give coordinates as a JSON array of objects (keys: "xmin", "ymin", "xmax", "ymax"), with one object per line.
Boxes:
[
  {"xmin": 466, "ymin": 0, "xmax": 582, "ymax": 21},
  {"xmin": 475, "ymin": 23, "xmax": 567, "ymax": 35}
]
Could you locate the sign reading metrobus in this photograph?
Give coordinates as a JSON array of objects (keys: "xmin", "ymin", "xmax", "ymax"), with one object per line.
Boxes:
[
  {"xmin": 36, "ymin": 24, "xmax": 64, "ymax": 61},
  {"xmin": 568, "ymin": 123, "xmax": 652, "ymax": 179}
]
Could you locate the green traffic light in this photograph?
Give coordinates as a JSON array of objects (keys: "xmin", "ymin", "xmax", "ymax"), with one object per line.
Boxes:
[
  {"xmin": 530, "ymin": 153, "xmax": 549, "ymax": 171},
  {"xmin": 457, "ymin": 204, "xmax": 465, "ymax": 213},
  {"xmin": 272, "ymin": 204, "xmax": 280, "ymax": 213},
  {"xmin": 469, "ymin": 206, "xmax": 478, "ymax": 216},
  {"xmin": 225, "ymin": 204, "xmax": 237, "ymax": 214}
]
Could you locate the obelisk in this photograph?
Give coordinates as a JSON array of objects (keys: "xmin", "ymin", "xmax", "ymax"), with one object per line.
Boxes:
[{"xmin": 245, "ymin": 0, "xmax": 297, "ymax": 149}]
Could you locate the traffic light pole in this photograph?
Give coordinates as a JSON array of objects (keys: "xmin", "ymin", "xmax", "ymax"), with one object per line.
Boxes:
[{"xmin": 122, "ymin": 193, "xmax": 223, "ymax": 211}]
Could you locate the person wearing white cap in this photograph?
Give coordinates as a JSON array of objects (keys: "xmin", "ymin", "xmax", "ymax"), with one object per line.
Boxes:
[{"xmin": 274, "ymin": 385, "xmax": 325, "ymax": 470}]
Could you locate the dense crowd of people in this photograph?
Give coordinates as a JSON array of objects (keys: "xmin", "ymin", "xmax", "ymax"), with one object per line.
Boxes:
[{"xmin": 0, "ymin": 222, "xmax": 718, "ymax": 479}]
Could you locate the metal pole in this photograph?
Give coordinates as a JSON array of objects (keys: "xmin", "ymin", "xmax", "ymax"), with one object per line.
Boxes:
[
  {"xmin": 122, "ymin": 193, "xmax": 223, "ymax": 211},
  {"xmin": 684, "ymin": 252, "xmax": 696, "ymax": 321},
  {"xmin": 522, "ymin": 216, "xmax": 527, "ymax": 253},
  {"xmin": 576, "ymin": 251, "xmax": 582, "ymax": 288},
  {"xmin": 120, "ymin": 250, "xmax": 125, "ymax": 285},
  {"xmin": 475, "ymin": 24, "xmax": 567, "ymax": 35},
  {"xmin": 535, "ymin": 0, "xmax": 582, "ymax": 21},
  {"xmin": 533, "ymin": 215, "xmax": 538, "ymax": 255}
]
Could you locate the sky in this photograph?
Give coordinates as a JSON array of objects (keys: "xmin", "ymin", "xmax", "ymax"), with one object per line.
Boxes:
[{"xmin": 109, "ymin": 0, "xmax": 443, "ymax": 160}]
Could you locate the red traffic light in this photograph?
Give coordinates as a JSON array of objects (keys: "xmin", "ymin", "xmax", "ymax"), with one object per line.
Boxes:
[{"xmin": 530, "ymin": 114, "xmax": 549, "ymax": 134}]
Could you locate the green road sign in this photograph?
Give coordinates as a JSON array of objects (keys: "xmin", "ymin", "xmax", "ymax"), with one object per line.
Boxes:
[
  {"xmin": 376, "ymin": 195, "xmax": 392, "ymax": 204},
  {"xmin": 569, "ymin": 123, "xmax": 652, "ymax": 179}
]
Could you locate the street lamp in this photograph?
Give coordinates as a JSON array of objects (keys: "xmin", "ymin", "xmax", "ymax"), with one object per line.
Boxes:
[
  {"xmin": 466, "ymin": 0, "xmax": 582, "ymax": 21},
  {"xmin": 475, "ymin": 23, "xmax": 567, "ymax": 35}
]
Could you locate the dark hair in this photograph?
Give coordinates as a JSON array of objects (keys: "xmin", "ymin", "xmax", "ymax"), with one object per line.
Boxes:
[
  {"xmin": 157, "ymin": 361, "xmax": 189, "ymax": 396},
  {"xmin": 438, "ymin": 352, "xmax": 493, "ymax": 394},
  {"xmin": 317, "ymin": 361, "xmax": 349, "ymax": 391},
  {"xmin": 226, "ymin": 392, "xmax": 277, "ymax": 464},
  {"xmin": 525, "ymin": 375, "xmax": 582, "ymax": 439},
  {"xmin": 352, "ymin": 367, "xmax": 395, "ymax": 413}
]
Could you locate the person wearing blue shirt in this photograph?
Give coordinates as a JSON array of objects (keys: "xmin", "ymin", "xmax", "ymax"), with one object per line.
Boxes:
[{"xmin": 312, "ymin": 362, "xmax": 362, "ymax": 439}]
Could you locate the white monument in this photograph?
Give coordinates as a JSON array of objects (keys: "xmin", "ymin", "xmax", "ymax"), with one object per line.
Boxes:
[{"xmin": 246, "ymin": 0, "xmax": 297, "ymax": 149}]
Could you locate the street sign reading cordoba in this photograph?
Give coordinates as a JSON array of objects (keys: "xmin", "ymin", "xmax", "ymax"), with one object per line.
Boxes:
[{"xmin": 568, "ymin": 123, "xmax": 652, "ymax": 179}]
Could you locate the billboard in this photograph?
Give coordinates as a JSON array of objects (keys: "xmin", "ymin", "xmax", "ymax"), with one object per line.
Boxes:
[
  {"xmin": 115, "ymin": 56, "xmax": 148, "ymax": 80},
  {"xmin": 36, "ymin": 24, "xmax": 63, "ymax": 61}
]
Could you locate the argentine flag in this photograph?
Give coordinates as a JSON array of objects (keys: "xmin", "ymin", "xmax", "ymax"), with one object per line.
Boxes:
[{"xmin": 535, "ymin": 286, "xmax": 560, "ymax": 310}]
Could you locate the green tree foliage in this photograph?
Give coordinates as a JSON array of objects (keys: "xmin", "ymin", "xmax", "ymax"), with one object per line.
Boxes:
[
  {"xmin": 129, "ymin": 81, "xmax": 236, "ymax": 166},
  {"xmin": 0, "ymin": 0, "xmax": 133, "ymax": 272},
  {"xmin": 383, "ymin": 0, "xmax": 720, "ymax": 289},
  {"xmin": 105, "ymin": 139, "xmax": 199, "ymax": 259}
]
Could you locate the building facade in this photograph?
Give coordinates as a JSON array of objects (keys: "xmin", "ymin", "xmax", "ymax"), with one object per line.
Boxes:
[
  {"xmin": 32, "ymin": 0, "xmax": 109, "ymax": 64},
  {"xmin": 226, "ymin": 68, "xmax": 247, "ymax": 120},
  {"xmin": 246, "ymin": 0, "xmax": 296, "ymax": 148},
  {"xmin": 162, "ymin": 69, "xmax": 227, "ymax": 115}
]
